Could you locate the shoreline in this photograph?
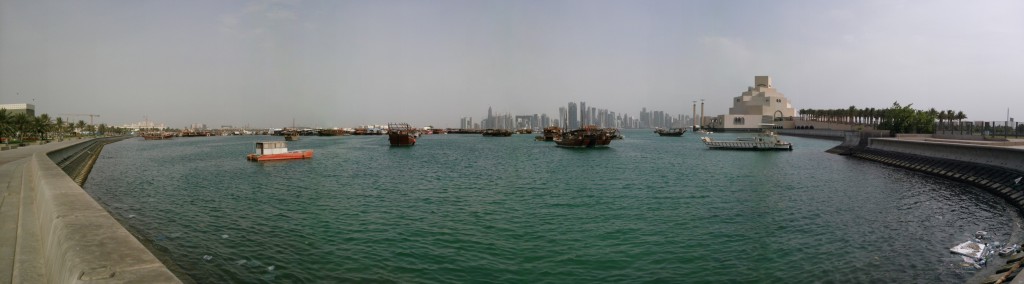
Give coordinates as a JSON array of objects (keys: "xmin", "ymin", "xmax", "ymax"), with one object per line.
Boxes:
[{"xmin": 813, "ymin": 131, "xmax": 1024, "ymax": 283}]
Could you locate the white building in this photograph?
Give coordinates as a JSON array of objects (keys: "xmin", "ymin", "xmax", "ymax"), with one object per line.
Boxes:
[
  {"xmin": 0, "ymin": 103, "xmax": 35, "ymax": 117},
  {"xmin": 121, "ymin": 121, "xmax": 167, "ymax": 131},
  {"xmin": 715, "ymin": 76, "xmax": 796, "ymax": 131}
]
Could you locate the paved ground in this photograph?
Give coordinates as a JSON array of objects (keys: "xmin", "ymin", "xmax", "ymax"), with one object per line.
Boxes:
[{"xmin": 0, "ymin": 139, "xmax": 91, "ymax": 283}]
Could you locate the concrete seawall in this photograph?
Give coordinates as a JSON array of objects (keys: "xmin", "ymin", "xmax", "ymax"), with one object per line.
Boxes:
[
  {"xmin": 0, "ymin": 138, "xmax": 181, "ymax": 283},
  {"xmin": 867, "ymin": 138, "xmax": 1024, "ymax": 171}
]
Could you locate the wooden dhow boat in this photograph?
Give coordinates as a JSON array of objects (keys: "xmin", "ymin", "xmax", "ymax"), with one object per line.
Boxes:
[
  {"xmin": 654, "ymin": 128, "xmax": 686, "ymax": 137},
  {"xmin": 141, "ymin": 132, "xmax": 174, "ymax": 140},
  {"xmin": 388, "ymin": 123, "xmax": 417, "ymax": 146},
  {"xmin": 482, "ymin": 129, "xmax": 513, "ymax": 137},
  {"xmin": 535, "ymin": 126, "xmax": 562, "ymax": 141},
  {"xmin": 554, "ymin": 125, "xmax": 615, "ymax": 148}
]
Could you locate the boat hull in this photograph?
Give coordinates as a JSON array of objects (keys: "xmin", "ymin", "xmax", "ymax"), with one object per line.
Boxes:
[
  {"xmin": 482, "ymin": 129, "xmax": 513, "ymax": 137},
  {"xmin": 389, "ymin": 134, "xmax": 416, "ymax": 146},
  {"xmin": 540, "ymin": 127, "xmax": 562, "ymax": 141},
  {"xmin": 247, "ymin": 150, "xmax": 314, "ymax": 161},
  {"xmin": 700, "ymin": 138, "xmax": 792, "ymax": 151},
  {"xmin": 655, "ymin": 128, "xmax": 686, "ymax": 136},
  {"xmin": 554, "ymin": 139, "xmax": 611, "ymax": 148},
  {"xmin": 142, "ymin": 134, "xmax": 174, "ymax": 140},
  {"xmin": 555, "ymin": 127, "xmax": 614, "ymax": 148}
]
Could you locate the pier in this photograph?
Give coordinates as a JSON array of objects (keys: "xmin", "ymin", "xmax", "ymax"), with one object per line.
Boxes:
[{"xmin": 0, "ymin": 138, "xmax": 181, "ymax": 283}]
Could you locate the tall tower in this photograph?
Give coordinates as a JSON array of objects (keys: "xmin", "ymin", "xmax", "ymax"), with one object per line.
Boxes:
[
  {"xmin": 559, "ymin": 107, "xmax": 568, "ymax": 128},
  {"xmin": 692, "ymin": 101, "xmax": 697, "ymax": 130},
  {"xmin": 487, "ymin": 106, "xmax": 494, "ymax": 129},
  {"xmin": 699, "ymin": 99, "xmax": 706, "ymax": 128},
  {"xmin": 580, "ymin": 101, "xmax": 587, "ymax": 125},
  {"xmin": 568, "ymin": 102, "xmax": 579, "ymax": 129}
]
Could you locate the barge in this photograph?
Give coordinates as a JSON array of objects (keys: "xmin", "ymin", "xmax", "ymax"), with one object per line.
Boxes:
[{"xmin": 246, "ymin": 141, "xmax": 313, "ymax": 161}]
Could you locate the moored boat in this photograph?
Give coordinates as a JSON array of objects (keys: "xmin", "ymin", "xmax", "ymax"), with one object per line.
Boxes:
[
  {"xmin": 606, "ymin": 128, "xmax": 624, "ymax": 140},
  {"xmin": 246, "ymin": 141, "xmax": 313, "ymax": 161},
  {"xmin": 700, "ymin": 124, "xmax": 792, "ymax": 151},
  {"xmin": 655, "ymin": 128, "xmax": 686, "ymax": 137},
  {"xmin": 536, "ymin": 126, "xmax": 562, "ymax": 141},
  {"xmin": 141, "ymin": 132, "xmax": 174, "ymax": 140},
  {"xmin": 554, "ymin": 125, "xmax": 615, "ymax": 148},
  {"xmin": 388, "ymin": 123, "xmax": 417, "ymax": 146},
  {"xmin": 284, "ymin": 131, "xmax": 300, "ymax": 141},
  {"xmin": 482, "ymin": 129, "xmax": 513, "ymax": 137}
]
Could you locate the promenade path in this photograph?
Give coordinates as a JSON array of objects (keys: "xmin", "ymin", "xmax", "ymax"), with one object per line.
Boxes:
[{"xmin": 0, "ymin": 139, "xmax": 180, "ymax": 283}]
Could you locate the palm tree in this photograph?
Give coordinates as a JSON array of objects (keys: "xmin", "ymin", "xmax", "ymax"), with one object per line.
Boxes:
[
  {"xmin": 34, "ymin": 114, "xmax": 52, "ymax": 140},
  {"xmin": 54, "ymin": 117, "xmax": 64, "ymax": 140},
  {"xmin": 0, "ymin": 108, "xmax": 8, "ymax": 143},
  {"xmin": 946, "ymin": 110, "xmax": 956, "ymax": 133},
  {"xmin": 11, "ymin": 113, "xmax": 30, "ymax": 142},
  {"xmin": 956, "ymin": 111, "xmax": 967, "ymax": 135},
  {"xmin": 76, "ymin": 120, "xmax": 87, "ymax": 136},
  {"xmin": 937, "ymin": 110, "xmax": 947, "ymax": 134}
]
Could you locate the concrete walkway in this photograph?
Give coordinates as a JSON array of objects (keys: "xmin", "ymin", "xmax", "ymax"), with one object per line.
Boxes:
[{"xmin": 0, "ymin": 139, "xmax": 180, "ymax": 283}]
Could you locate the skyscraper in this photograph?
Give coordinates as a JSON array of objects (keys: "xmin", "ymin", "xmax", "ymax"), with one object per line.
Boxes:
[
  {"xmin": 487, "ymin": 106, "xmax": 493, "ymax": 129},
  {"xmin": 580, "ymin": 101, "xmax": 587, "ymax": 125},
  {"xmin": 559, "ymin": 107, "xmax": 568, "ymax": 129},
  {"xmin": 568, "ymin": 102, "xmax": 579, "ymax": 129}
]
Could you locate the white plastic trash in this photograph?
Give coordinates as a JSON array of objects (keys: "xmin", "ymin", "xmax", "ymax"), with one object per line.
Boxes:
[{"xmin": 951, "ymin": 241, "xmax": 987, "ymax": 259}]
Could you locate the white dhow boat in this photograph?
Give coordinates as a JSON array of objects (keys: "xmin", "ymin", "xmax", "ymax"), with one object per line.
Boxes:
[{"xmin": 700, "ymin": 124, "xmax": 793, "ymax": 151}]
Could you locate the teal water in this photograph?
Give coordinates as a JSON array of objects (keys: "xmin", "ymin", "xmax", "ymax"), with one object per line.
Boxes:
[{"xmin": 84, "ymin": 130, "xmax": 1019, "ymax": 283}]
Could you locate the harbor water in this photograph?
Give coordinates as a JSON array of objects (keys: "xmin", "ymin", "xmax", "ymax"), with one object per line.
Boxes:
[{"xmin": 84, "ymin": 130, "xmax": 1020, "ymax": 283}]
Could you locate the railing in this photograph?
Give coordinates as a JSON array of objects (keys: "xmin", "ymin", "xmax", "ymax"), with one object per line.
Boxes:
[{"xmin": 933, "ymin": 121, "xmax": 1023, "ymax": 138}]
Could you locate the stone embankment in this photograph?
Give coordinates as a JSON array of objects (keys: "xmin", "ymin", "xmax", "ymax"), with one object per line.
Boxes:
[
  {"xmin": 0, "ymin": 138, "xmax": 181, "ymax": 283},
  {"xmin": 826, "ymin": 132, "xmax": 1024, "ymax": 284}
]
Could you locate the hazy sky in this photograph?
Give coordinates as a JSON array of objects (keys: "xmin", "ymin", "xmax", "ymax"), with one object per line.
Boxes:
[{"xmin": 2, "ymin": 0, "xmax": 1022, "ymax": 128}]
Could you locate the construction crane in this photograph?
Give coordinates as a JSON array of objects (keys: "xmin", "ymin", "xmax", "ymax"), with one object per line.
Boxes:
[{"xmin": 59, "ymin": 113, "xmax": 101, "ymax": 125}]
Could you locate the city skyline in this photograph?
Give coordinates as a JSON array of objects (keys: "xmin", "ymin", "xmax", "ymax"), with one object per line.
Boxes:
[
  {"xmin": 2, "ymin": 1, "xmax": 1022, "ymax": 128},
  {"xmin": 469, "ymin": 102, "xmax": 688, "ymax": 130}
]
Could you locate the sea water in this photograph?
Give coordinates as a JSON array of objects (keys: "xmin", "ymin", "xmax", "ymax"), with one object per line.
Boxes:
[{"xmin": 84, "ymin": 130, "xmax": 1018, "ymax": 282}]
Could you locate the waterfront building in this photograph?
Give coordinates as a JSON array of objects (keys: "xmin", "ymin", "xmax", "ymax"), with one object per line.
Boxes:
[
  {"xmin": 121, "ymin": 121, "xmax": 167, "ymax": 131},
  {"xmin": 714, "ymin": 76, "xmax": 797, "ymax": 131},
  {"xmin": 0, "ymin": 103, "xmax": 35, "ymax": 117},
  {"xmin": 515, "ymin": 115, "xmax": 533, "ymax": 129}
]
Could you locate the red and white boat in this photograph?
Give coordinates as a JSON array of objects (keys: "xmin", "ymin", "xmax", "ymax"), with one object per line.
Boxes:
[{"xmin": 246, "ymin": 141, "xmax": 313, "ymax": 161}]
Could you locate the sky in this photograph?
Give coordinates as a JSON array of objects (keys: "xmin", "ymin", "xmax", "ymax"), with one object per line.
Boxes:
[{"xmin": 1, "ymin": 0, "xmax": 1022, "ymax": 128}]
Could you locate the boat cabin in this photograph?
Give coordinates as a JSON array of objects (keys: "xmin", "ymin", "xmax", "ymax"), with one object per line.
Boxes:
[{"xmin": 254, "ymin": 141, "xmax": 289, "ymax": 155}]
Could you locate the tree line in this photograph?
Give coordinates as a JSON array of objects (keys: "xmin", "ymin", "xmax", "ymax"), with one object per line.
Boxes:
[
  {"xmin": 0, "ymin": 109, "xmax": 128, "ymax": 144},
  {"xmin": 798, "ymin": 102, "xmax": 967, "ymax": 134}
]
